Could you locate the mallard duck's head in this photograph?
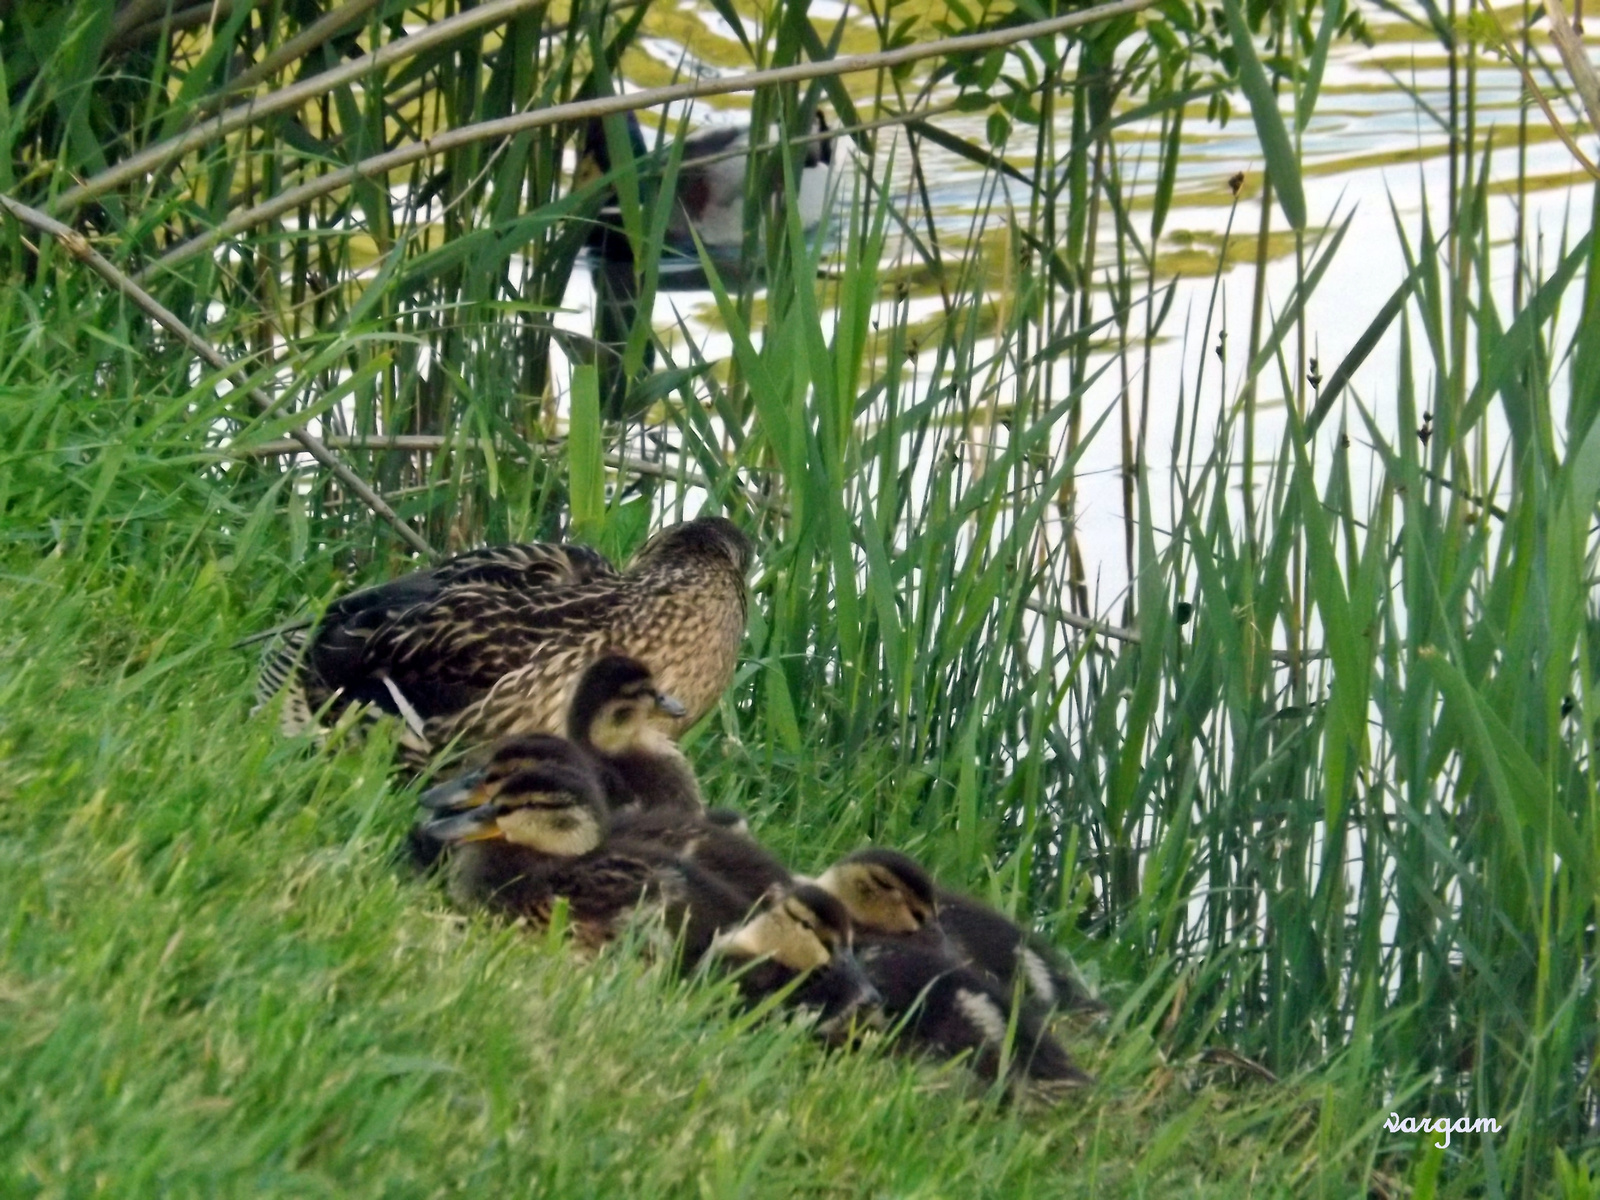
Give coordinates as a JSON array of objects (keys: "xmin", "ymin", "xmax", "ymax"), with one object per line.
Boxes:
[
  {"xmin": 568, "ymin": 654, "xmax": 688, "ymax": 753},
  {"xmin": 419, "ymin": 761, "xmax": 608, "ymax": 857},
  {"xmin": 814, "ymin": 848, "xmax": 939, "ymax": 935},
  {"xmin": 577, "ymin": 112, "xmax": 647, "ymax": 182},
  {"xmin": 420, "ymin": 734, "xmax": 596, "ymax": 812},
  {"xmin": 633, "ymin": 516, "xmax": 751, "ymax": 577}
]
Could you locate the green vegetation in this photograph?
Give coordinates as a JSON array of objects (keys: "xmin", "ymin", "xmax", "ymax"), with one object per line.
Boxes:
[{"xmin": 2, "ymin": 0, "xmax": 1598, "ymax": 1194}]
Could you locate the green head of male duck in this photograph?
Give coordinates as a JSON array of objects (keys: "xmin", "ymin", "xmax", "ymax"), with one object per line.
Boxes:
[
  {"xmin": 419, "ymin": 738, "xmax": 609, "ymax": 858},
  {"xmin": 814, "ymin": 848, "xmax": 940, "ymax": 936}
]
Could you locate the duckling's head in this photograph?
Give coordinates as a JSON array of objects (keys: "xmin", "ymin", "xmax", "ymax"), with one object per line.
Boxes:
[
  {"xmin": 419, "ymin": 762, "xmax": 608, "ymax": 857},
  {"xmin": 632, "ymin": 516, "xmax": 752, "ymax": 578},
  {"xmin": 814, "ymin": 848, "xmax": 939, "ymax": 935},
  {"xmin": 420, "ymin": 733, "xmax": 595, "ymax": 813},
  {"xmin": 568, "ymin": 654, "xmax": 688, "ymax": 754},
  {"xmin": 713, "ymin": 883, "xmax": 852, "ymax": 971},
  {"xmin": 712, "ymin": 884, "xmax": 881, "ymax": 1026}
]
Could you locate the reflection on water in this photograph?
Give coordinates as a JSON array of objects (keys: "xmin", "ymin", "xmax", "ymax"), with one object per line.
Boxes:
[{"xmin": 555, "ymin": 7, "xmax": 1594, "ymax": 605}]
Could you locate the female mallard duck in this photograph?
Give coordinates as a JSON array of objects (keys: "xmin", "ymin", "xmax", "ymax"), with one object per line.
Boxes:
[
  {"xmin": 815, "ymin": 847, "xmax": 1104, "ymax": 1017},
  {"xmin": 255, "ymin": 515, "xmax": 751, "ymax": 762},
  {"xmin": 582, "ymin": 110, "xmax": 836, "ymax": 262}
]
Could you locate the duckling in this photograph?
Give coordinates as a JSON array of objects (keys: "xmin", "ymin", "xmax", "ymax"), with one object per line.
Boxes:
[
  {"xmin": 813, "ymin": 847, "xmax": 941, "ymax": 938},
  {"xmin": 935, "ymin": 890, "xmax": 1107, "ymax": 1017},
  {"xmin": 416, "ymin": 764, "xmax": 745, "ymax": 958},
  {"xmin": 608, "ymin": 806, "xmax": 791, "ymax": 906},
  {"xmin": 254, "ymin": 516, "xmax": 751, "ymax": 762},
  {"xmin": 581, "ymin": 109, "xmax": 836, "ymax": 262},
  {"xmin": 856, "ymin": 940, "xmax": 1093, "ymax": 1097},
  {"xmin": 404, "ymin": 733, "xmax": 601, "ymax": 873},
  {"xmin": 707, "ymin": 882, "xmax": 879, "ymax": 1033},
  {"xmin": 815, "ymin": 848, "xmax": 1104, "ymax": 1017},
  {"xmin": 566, "ymin": 654, "xmax": 703, "ymax": 813}
]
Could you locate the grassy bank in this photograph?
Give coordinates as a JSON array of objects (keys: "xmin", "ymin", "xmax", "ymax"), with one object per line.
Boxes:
[
  {"xmin": 0, "ymin": 530, "xmax": 1384, "ymax": 1197},
  {"xmin": 4, "ymin": 0, "xmax": 1600, "ymax": 1193}
]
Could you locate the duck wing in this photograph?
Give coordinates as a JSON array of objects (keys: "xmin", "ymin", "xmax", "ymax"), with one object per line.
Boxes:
[
  {"xmin": 312, "ymin": 580, "xmax": 627, "ymax": 722},
  {"xmin": 261, "ymin": 543, "xmax": 619, "ymax": 723}
]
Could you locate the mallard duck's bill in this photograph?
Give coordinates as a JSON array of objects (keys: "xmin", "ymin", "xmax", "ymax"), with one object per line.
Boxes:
[
  {"xmin": 420, "ymin": 803, "xmax": 504, "ymax": 843},
  {"xmin": 419, "ymin": 770, "xmax": 488, "ymax": 811},
  {"xmin": 655, "ymin": 693, "xmax": 688, "ymax": 718}
]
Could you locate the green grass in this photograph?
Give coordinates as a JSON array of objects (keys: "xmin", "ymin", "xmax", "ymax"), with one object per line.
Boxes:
[
  {"xmin": 4, "ymin": 0, "xmax": 1600, "ymax": 1193},
  {"xmin": 0, "ymin": 543, "xmax": 1380, "ymax": 1198}
]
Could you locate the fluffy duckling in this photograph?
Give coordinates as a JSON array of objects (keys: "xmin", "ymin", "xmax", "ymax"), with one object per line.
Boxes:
[
  {"xmin": 857, "ymin": 941, "xmax": 1093, "ymax": 1096},
  {"xmin": 816, "ymin": 848, "xmax": 1104, "ymax": 1017},
  {"xmin": 813, "ymin": 849, "xmax": 1092, "ymax": 1092},
  {"xmin": 419, "ymin": 792, "xmax": 744, "ymax": 959},
  {"xmin": 813, "ymin": 847, "xmax": 941, "ymax": 938},
  {"xmin": 567, "ymin": 654, "xmax": 702, "ymax": 813},
  {"xmin": 935, "ymin": 891, "xmax": 1106, "ymax": 1017},
  {"xmin": 255, "ymin": 516, "xmax": 751, "ymax": 762},
  {"xmin": 607, "ymin": 806, "xmax": 791, "ymax": 906},
  {"xmin": 708, "ymin": 883, "xmax": 878, "ymax": 1033}
]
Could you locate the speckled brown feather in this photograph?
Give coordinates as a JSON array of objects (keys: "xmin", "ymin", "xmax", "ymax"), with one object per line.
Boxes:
[{"xmin": 257, "ymin": 518, "xmax": 749, "ymax": 760}]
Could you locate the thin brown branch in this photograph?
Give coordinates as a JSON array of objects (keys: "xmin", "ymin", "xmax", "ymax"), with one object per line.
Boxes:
[
  {"xmin": 230, "ymin": 434, "xmax": 719, "ymax": 491},
  {"xmin": 53, "ymin": 0, "xmax": 546, "ymax": 214},
  {"xmin": 0, "ymin": 192, "xmax": 436, "ymax": 559},
  {"xmin": 1546, "ymin": 0, "xmax": 1600, "ymax": 141},
  {"xmin": 109, "ymin": 0, "xmax": 175, "ymax": 43},
  {"xmin": 138, "ymin": 0, "xmax": 1163, "ymax": 277},
  {"xmin": 1022, "ymin": 598, "xmax": 1328, "ymax": 662},
  {"xmin": 108, "ymin": 1, "xmax": 274, "ymax": 54},
  {"xmin": 208, "ymin": 0, "xmax": 384, "ymax": 102}
]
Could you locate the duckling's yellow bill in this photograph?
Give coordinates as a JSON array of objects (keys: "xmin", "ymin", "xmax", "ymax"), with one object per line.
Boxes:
[
  {"xmin": 419, "ymin": 803, "xmax": 504, "ymax": 843},
  {"xmin": 419, "ymin": 770, "xmax": 488, "ymax": 812}
]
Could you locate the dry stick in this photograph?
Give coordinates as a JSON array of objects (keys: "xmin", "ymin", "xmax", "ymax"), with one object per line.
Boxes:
[
  {"xmin": 1546, "ymin": 0, "xmax": 1600, "ymax": 140},
  {"xmin": 1022, "ymin": 598, "xmax": 1328, "ymax": 662},
  {"xmin": 141, "ymin": 0, "xmax": 1164, "ymax": 276},
  {"xmin": 233, "ymin": 434, "xmax": 720, "ymax": 491},
  {"xmin": 205, "ymin": 0, "xmax": 384, "ymax": 104},
  {"xmin": 0, "ymin": 194, "xmax": 436, "ymax": 560},
  {"xmin": 1476, "ymin": 5, "xmax": 1600, "ymax": 179},
  {"xmin": 109, "ymin": 0, "xmax": 178, "ymax": 43},
  {"xmin": 53, "ymin": 0, "xmax": 548, "ymax": 214},
  {"xmin": 109, "ymin": 0, "xmax": 274, "ymax": 53}
]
